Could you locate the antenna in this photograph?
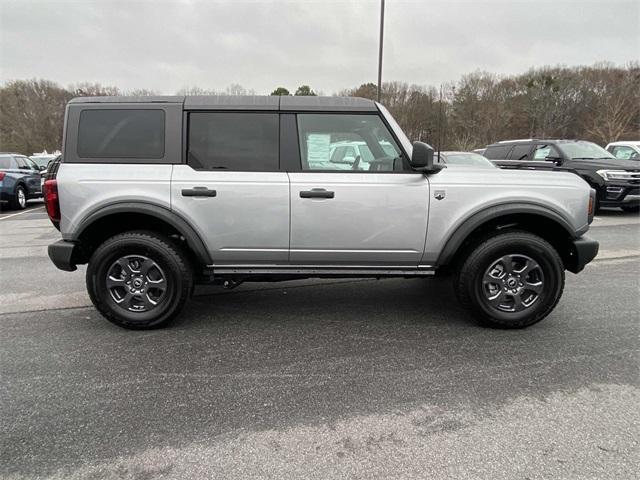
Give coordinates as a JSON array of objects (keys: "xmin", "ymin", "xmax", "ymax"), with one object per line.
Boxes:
[
  {"xmin": 437, "ymin": 84, "xmax": 443, "ymax": 162},
  {"xmin": 377, "ymin": 0, "xmax": 385, "ymax": 103}
]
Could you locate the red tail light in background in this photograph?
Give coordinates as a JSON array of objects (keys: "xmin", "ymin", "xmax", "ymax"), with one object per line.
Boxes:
[
  {"xmin": 0, "ymin": 172, "xmax": 5, "ymax": 181},
  {"xmin": 44, "ymin": 179, "xmax": 61, "ymax": 224}
]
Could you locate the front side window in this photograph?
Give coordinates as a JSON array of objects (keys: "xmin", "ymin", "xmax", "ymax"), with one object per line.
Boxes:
[
  {"xmin": 24, "ymin": 158, "xmax": 38, "ymax": 170},
  {"xmin": 188, "ymin": 113, "xmax": 279, "ymax": 171},
  {"xmin": 533, "ymin": 144, "xmax": 561, "ymax": 160},
  {"xmin": 77, "ymin": 109, "xmax": 165, "ymax": 158},
  {"xmin": 297, "ymin": 114, "xmax": 402, "ymax": 172},
  {"xmin": 612, "ymin": 146, "xmax": 639, "ymax": 160}
]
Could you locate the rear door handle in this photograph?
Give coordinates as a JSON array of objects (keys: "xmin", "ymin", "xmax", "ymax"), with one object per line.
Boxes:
[
  {"xmin": 300, "ymin": 188, "xmax": 335, "ymax": 199},
  {"xmin": 182, "ymin": 187, "xmax": 217, "ymax": 197}
]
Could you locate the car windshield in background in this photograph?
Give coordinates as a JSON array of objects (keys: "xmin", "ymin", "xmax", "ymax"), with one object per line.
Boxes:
[
  {"xmin": 0, "ymin": 155, "xmax": 14, "ymax": 169},
  {"xmin": 30, "ymin": 156, "xmax": 55, "ymax": 168},
  {"xmin": 443, "ymin": 152, "xmax": 496, "ymax": 168},
  {"xmin": 558, "ymin": 142, "xmax": 615, "ymax": 160}
]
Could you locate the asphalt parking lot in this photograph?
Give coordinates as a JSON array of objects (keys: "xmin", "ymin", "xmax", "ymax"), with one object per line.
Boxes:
[{"xmin": 1, "ymin": 201, "xmax": 639, "ymax": 479}]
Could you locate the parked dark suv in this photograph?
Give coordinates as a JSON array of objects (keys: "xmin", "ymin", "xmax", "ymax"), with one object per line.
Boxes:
[{"xmin": 484, "ymin": 139, "xmax": 640, "ymax": 212}]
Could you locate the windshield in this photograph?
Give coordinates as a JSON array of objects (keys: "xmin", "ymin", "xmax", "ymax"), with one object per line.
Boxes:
[
  {"xmin": 557, "ymin": 141, "xmax": 615, "ymax": 160},
  {"xmin": 443, "ymin": 152, "xmax": 496, "ymax": 168},
  {"xmin": 30, "ymin": 156, "xmax": 54, "ymax": 168}
]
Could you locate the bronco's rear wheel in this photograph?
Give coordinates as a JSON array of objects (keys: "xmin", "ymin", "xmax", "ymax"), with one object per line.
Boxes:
[
  {"xmin": 455, "ymin": 231, "xmax": 565, "ymax": 328},
  {"xmin": 86, "ymin": 231, "xmax": 193, "ymax": 329}
]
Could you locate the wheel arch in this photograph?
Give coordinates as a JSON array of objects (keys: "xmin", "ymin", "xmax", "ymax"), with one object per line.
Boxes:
[
  {"xmin": 437, "ymin": 203, "xmax": 580, "ymax": 270},
  {"xmin": 71, "ymin": 202, "xmax": 212, "ymax": 266}
]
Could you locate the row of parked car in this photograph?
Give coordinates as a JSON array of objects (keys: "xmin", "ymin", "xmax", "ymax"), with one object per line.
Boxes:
[
  {"xmin": 0, "ymin": 153, "xmax": 58, "ymax": 210},
  {"xmin": 2, "ymin": 139, "xmax": 639, "ymax": 213},
  {"xmin": 441, "ymin": 139, "xmax": 640, "ymax": 213}
]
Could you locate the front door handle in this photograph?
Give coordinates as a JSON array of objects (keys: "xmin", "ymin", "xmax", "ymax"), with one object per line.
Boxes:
[
  {"xmin": 300, "ymin": 188, "xmax": 335, "ymax": 199},
  {"xmin": 182, "ymin": 187, "xmax": 217, "ymax": 197}
]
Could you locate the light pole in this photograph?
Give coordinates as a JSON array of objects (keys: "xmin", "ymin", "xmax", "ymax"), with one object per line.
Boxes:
[{"xmin": 377, "ymin": 0, "xmax": 385, "ymax": 102}]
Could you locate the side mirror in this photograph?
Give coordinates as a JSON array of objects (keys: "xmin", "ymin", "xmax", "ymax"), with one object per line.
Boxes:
[
  {"xmin": 545, "ymin": 155, "xmax": 563, "ymax": 165},
  {"xmin": 38, "ymin": 165, "xmax": 46, "ymax": 171},
  {"xmin": 411, "ymin": 141, "xmax": 445, "ymax": 173}
]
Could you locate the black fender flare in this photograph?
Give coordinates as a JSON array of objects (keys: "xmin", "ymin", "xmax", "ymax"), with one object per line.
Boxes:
[
  {"xmin": 436, "ymin": 202, "xmax": 580, "ymax": 266},
  {"xmin": 71, "ymin": 201, "xmax": 212, "ymax": 265}
]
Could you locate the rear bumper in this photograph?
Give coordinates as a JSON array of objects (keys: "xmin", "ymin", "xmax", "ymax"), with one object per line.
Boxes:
[
  {"xmin": 566, "ymin": 236, "xmax": 599, "ymax": 274},
  {"xmin": 48, "ymin": 240, "xmax": 78, "ymax": 272}
]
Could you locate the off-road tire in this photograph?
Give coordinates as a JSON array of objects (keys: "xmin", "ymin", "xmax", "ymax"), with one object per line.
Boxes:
[
  {"xmin": 86, "ymin": 230, "xmax": 193, "ymax": 329},
  {"xmin": 455, "ymin": 231, "xmax": 565, "ymax": 329}
]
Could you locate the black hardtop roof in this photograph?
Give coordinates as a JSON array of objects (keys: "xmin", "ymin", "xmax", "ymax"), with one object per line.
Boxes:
[{"xmin": 68, "ymin": 95, "xmax": 378, "ymax": 111}]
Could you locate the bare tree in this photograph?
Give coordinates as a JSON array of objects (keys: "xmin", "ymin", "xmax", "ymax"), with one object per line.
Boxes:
[{"xmin": 0, "ymin": 79, "xmax": 72, "ymax": 154}]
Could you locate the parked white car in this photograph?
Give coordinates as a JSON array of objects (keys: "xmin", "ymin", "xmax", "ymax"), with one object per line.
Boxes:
[{"xmin": 605, "ymin": 141, "xmax": 640, "ymax": 160}]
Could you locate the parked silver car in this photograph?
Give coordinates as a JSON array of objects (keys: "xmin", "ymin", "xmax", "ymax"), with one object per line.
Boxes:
[
  {"xmin": 45, "ymin": 96, "xmax": 598, "ymax": 330},
  {"xmin": 605, "ymin": 141, "xmax": 640, "ymax": 160},
  {"xmin": 436, "ymin": 151, "xmax": 496, "ymax": 168}
]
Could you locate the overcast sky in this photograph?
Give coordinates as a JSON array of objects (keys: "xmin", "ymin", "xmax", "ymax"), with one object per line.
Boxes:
[{"xmin": 1, "ymin": 0, "xmax": 638, "ymax": 94}]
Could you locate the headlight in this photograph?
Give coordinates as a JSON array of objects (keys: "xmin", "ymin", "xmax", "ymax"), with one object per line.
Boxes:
[{"xmin": 596, "ymin": 170, "xmax": 632, "ymax": 181}]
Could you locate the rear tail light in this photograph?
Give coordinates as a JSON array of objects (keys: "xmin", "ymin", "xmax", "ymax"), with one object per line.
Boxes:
[
  {"xmin": 44, "ymin": 179, "xmax": 61, "ymax": 225},
  {"xmin": 0, "ymin": 172, "xmax": 5, "ymax": 181}
]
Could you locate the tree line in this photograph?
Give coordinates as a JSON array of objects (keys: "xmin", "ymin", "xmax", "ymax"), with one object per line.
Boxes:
[{"xmin": 1, "ymin": 63, "xmax": 637, "ymax": 155}]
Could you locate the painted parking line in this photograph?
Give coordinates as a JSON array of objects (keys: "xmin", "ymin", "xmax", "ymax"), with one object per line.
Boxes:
[{"xmin": 0, "ymin": 206, "xmax": 45, "ymax": 220}]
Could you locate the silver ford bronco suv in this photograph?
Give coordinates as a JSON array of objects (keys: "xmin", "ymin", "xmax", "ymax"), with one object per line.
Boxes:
[{"xmin": 45, "ymin": 95, "xmax": 599, "ymax": 330}]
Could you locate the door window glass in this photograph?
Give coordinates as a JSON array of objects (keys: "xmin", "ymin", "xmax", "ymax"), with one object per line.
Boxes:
[
  {"xmin": 0, "ymin": 155, "xmax": 14, "ymax": 169},
  {"xmin": 297, "ymin": 114, "xmax": 402, "ymax": 172},
  {"xmin": 612, "ymin": 146, "xmax": 638, "ymax": 160},
  {"xmin": 483, "ymin": 145, "xmax": 512, "ymax": 159},
  {"xmin": 508, "ymin": 145, "xmax": 531, "ymax": 160},
  {"xmin": 24, "ymin": 158, "xmax": 38, "ymax": 170},
  {"xmin": 533, "ymin": 144, "xmax": 560, "ymax": 160},
  {"xmin": 15, "ymin": 157, "xmax": 29, "ymax": 169},
  {"xmin": 188, "ymin": 113, "xmax": 279, "ymax": 171}
]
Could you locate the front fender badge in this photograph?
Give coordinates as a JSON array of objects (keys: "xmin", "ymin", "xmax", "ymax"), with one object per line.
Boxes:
[{"xmin": 434, "ymin": 190, "xmax": 446, "ymax": 200}]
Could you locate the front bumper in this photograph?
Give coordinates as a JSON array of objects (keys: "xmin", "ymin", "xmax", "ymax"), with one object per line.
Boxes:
[
  {"xmin": 600, "ymin": 183, "xmax": 640, "ymax": 207},
  {"xmin": 48, "ymin": 240, "xmax": 78, "ymax": 272},
  {"xmin": 566, "ymin": 236, "xmax": 599, "ymax": 274}
]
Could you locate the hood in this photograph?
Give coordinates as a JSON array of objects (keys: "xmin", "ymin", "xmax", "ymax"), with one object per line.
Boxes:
[
  {"xmin": 566, "ymin": 157, "xmax": 640, "ymax": 171},
  {"xmin": 429, "ymin": 166, "xmax": 589, "ymax": 190}
]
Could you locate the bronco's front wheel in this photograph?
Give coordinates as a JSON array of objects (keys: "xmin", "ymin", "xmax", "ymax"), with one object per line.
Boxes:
[
  {"xmin": 455, "ymin": 231, "xmax": 565, "ymax": 328},
  {"xmin": 86, "ymin": 231, "xmax": 193, "ymax": 329}
]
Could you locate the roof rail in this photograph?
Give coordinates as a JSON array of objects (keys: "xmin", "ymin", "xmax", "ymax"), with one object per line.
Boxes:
[{"xmin": 497, "ymin": 139, "xmax": 535, "ymax": 143}]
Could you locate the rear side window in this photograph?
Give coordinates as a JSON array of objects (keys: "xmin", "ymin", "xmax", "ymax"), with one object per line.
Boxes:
[
  {"xmin": 484, "ymin": 145, "xmax": 512, "ymax": 159},
  {"xmin": 0, "ymin": 156, "xmax": 15, "ymax": 169},
  {"xmin": 77, "ymin": 109, "xmax": 165, "ymax": 158},
  {"xmin": 507, "ymin": 144, "xmax": 531, "ymax": 160},
  {"xmin": 187, "ymin": 113, "xmax": 279, "ymax": 171}
]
